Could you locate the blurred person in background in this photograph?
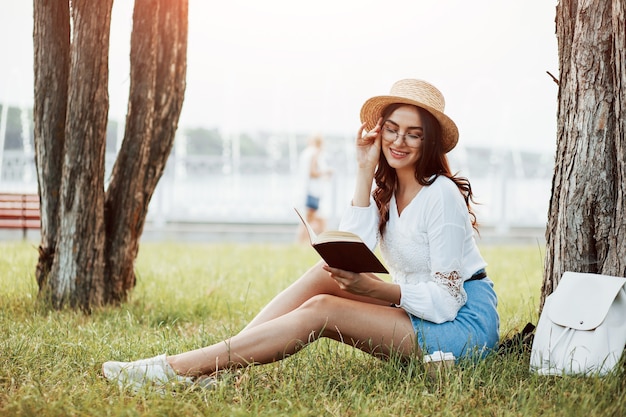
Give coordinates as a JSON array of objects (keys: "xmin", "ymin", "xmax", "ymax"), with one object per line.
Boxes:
[{"xmin": 296, "ymin": 133, "xmax": 333, "ymax": 243}]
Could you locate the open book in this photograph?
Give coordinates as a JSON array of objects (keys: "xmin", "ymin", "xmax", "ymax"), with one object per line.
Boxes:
[{"xmin": 295, "ymin": 208, "xmax": 388, "ymax": 273}]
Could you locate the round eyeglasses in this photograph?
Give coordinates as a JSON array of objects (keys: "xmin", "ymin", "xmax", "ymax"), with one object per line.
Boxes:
[{"xmin": 381, "ymin": 124, "xmax": 424, "ymax": 148}]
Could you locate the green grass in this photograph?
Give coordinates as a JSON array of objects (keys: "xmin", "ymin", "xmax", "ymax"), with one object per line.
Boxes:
[{"xmin": 0, "ymin": 241, "xmax": 624, "ymax": 416}]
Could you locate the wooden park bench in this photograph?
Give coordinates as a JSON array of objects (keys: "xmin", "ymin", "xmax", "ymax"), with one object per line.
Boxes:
[{"xmin": 0, "ymin": 192, "xmax": 41, "ymax": 239}]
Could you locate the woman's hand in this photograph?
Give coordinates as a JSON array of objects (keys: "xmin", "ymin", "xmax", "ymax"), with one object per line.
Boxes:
[
  {"xmin": 350, "ymin": 118, "xmax": 383, "ymax": 207},
  {"xmin": 322, "ymin": 264, "xmax": 381, "ymax": 297},
  {"xmin": 355, "ymin": 118, "xmax": 383, "ymax": 171}
]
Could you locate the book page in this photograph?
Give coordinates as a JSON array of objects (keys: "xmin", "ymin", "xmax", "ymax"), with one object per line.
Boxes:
[
  {"xmin": 315, "ymin": 230, "xmax": 362, "ymax": 243},
  {"xmin": 294, "ymin": 208, "xmax": 362, "ymax": 244},
  {"xmin": 294, "ymin": 207, "xmax": 318, "ymax": 244}
]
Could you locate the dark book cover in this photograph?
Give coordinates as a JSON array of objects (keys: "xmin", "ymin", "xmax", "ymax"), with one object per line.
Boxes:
[{"xmin": 313, "ymin": 240, "xmax": 388, "ymax": 273}]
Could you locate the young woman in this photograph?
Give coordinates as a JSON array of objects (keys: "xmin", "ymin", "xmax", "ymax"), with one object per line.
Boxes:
[{"xmin": 103, "ymin": 79, "xmax": 499, "ymax": 391}]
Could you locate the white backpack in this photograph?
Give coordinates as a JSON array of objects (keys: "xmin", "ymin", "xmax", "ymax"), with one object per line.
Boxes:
[{"xmin": 530, "ymin": 271, "xmax": 626, "ymax": 376}]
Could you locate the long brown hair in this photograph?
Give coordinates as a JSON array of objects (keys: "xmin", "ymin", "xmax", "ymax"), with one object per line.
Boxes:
[{"xmin": 372, "ymin": 103, "xmax": 478, "ymax": 235}]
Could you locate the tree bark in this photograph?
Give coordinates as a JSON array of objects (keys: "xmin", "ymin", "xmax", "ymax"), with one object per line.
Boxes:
[
  {"xmin": 46, "ymin": 0, "xmax": 114, "ymax": 309},
  {"xmin": 103, "ymin": 0, "xmax": 159, "ymax": 303},
  {"xmin": 104, "ymin": 0, "xmax": 188, "ymax": 303},
  {"xmin": 543, "ymin": 0, "xmax": 626, "ymax": 306},
  {"xmin": 32, "ymin": 0, "xmax": 70, "ymax": 289}
]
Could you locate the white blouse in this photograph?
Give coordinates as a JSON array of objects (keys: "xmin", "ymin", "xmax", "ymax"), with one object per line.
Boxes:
[{"xmin": 339, "ymin": 175, "xmax": 487, "ymax": 324}]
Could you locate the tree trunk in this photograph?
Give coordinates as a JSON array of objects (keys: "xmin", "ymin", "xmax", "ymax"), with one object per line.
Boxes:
[
  {"xmin": 32, "ymin": 0, "xmax": 69, "ymax": 289},
  {"xmin": 543, "ymin": 0, "xmax": 626, "ymax": 306},
  {"xmin": 46, "ymin": 0, "xmax": 114, "ymax": 309},
  {"xmin": 33, "ymin": 0, "xmax": 189, "ymax": 310},
  {"xmin": 104, "ymin": 0, "xmax": 188, "ymax": 303}
]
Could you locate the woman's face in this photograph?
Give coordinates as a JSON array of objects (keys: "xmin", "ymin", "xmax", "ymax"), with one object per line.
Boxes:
[{"xmin": 380, "ymin": 105, "xmax": 424, "ymax": 173}]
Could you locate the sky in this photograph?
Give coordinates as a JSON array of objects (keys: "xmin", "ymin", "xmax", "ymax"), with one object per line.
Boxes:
[{"xmin": 1, "ymin": 0, "xmax": 559, "ymax": 152}]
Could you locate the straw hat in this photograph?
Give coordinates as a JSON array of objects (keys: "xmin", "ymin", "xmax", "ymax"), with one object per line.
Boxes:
[{"xmin": 360, "ymin": 79, "xmax": 459, "ymax": 152}]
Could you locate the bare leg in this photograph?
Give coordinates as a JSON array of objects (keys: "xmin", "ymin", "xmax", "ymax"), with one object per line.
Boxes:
[
  {"xmin": 296, "ymin": 223, "xmax": 310, "ymax": 244},
  {"xmin": 305, "ymin": 207, "xmax": 317, "ymax": 226},
  {"xmin": 168, "ymin": 294, "xmax": 417, "ymax": 376},
  {"xmin": 306, "ymin": 209, "xmax": 325, "ymax": 235},
  {"xmin": 244, "ymin": 261, "xmax": 388, "ymax": 330}
]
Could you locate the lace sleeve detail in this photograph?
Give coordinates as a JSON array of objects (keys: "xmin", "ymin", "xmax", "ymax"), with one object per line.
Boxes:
[{"xmin": 433, "ymin": 270, "xmax": 467, "ymax": 309}]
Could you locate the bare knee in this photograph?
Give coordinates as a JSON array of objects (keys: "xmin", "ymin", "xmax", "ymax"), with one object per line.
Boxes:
[
  {"xmin": 294, "ymin": 294, "xmax": 342, "ymax": 336},
  {"xmin": 296, "ymin": 294, "xmax": 360, "ymax": 339},
  {"xmin": 298, "ymin": 293, "xmax": 338, "ymax": 311}
]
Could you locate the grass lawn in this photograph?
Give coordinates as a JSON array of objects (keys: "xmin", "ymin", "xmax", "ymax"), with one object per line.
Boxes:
[{"xmin": 0, "ymin": 241, "xmax": 624, "ymax": 416}]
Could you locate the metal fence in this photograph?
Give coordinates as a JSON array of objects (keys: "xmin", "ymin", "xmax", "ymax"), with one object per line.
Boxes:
[{"xmin": 0, "ymin": 144, "xmax": 554, "ymax": 231}]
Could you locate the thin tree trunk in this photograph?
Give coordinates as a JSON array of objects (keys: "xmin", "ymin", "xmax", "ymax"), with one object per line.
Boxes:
[
  {"xmin": 103, "ymin": 0, "xmax": 159, "ymax": 303},
  {"xmin": 104, "ymin": 0, "xmax": 188, "ymax": 303},
  {"xmin": 47, "ymin": 0, "xmax": 114, "ymax": 310},
  {"xmin": 33, "ymin": 0, "xmax": 70, "ymax": 290},
  {"xmin": 543, "ymin": 0, "xmax": 626, "ymax": 306}
]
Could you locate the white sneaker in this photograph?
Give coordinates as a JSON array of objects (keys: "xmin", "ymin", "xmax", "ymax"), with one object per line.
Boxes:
[{"xmin": 102, "ymin": 354, "xmax": 196, "ymax": 392}]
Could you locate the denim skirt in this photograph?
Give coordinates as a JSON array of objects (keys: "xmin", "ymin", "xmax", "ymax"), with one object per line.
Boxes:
[
  {"xmin": 305, "ymin": 194, "xmax": 320, "ymax": 210},
  {"xmin": 409, "ymin": 278, "xmax": 500, "ymax": 361}
]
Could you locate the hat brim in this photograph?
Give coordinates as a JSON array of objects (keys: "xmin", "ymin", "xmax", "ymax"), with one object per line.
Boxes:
[{"xmin": 360, "ymin": 96, "xmax": 459, "ymax": 153}]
